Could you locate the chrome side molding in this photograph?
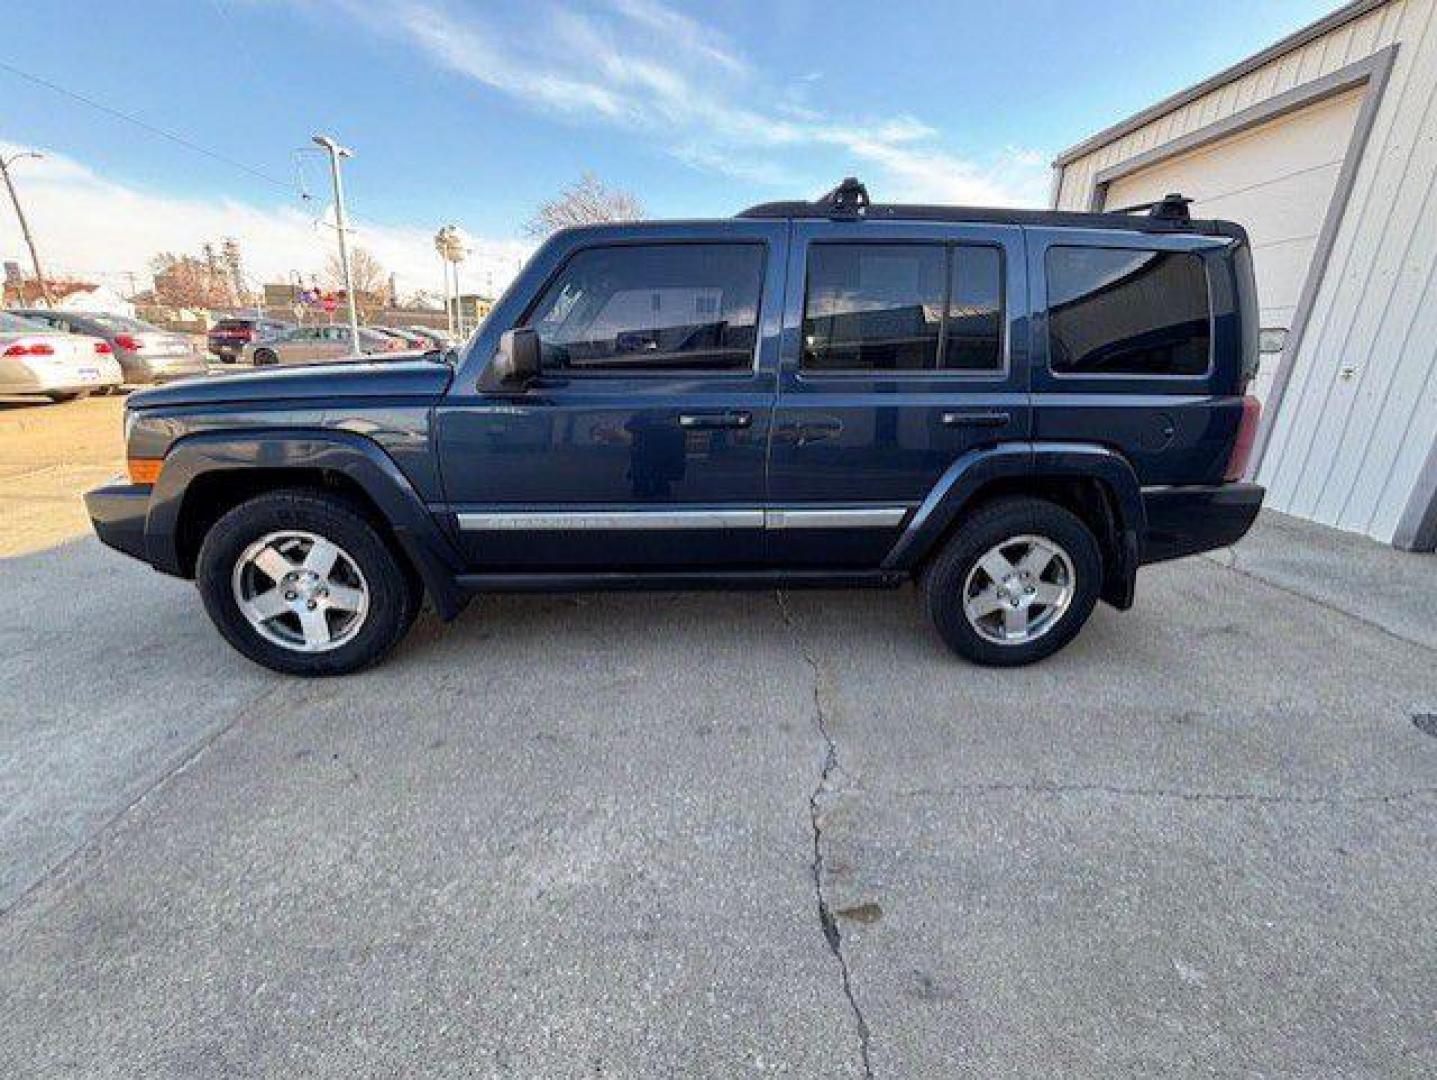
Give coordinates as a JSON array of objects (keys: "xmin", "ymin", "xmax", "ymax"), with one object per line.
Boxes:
[{"xmin": 457, "ymin": 506, "xmax": 910, "ymax": 531}]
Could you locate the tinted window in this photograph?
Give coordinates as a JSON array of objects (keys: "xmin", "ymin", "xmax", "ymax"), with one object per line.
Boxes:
[
  {"xmin": 803, "ymin": 243, "xmax": 1002, "ymax": 372},
  {"xmin": 1047, "ymin": 247, "xmax": 1210, "ymax": 376},
  {"xmin": 0, "ymin": 313, "xmax": 49, "ymax": 333},
  {"xmin": 527, "ymin": 244, "xmax": 763, "ymax": 371},
  {"xmin": 803, "ymin": 244, "xmax": 944, "ymax": 371},
  {"xmin": 946, "ymin": 246, "xmax": 1003, "ymax": 371}
]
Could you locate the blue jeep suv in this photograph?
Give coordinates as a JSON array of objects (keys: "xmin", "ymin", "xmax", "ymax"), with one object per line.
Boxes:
[{"xmin": 85, "ymin": 180, "xmax": 1264, "ymax": 675}]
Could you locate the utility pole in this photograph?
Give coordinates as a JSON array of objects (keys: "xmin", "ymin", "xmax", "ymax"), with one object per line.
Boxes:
[
  {"xmin": 312, "ymin": 135, "xmax": 361, "ymax": 350},
  {"xmin": 1, "ymin": 152, "xmax": 54, "ymax": 307}
]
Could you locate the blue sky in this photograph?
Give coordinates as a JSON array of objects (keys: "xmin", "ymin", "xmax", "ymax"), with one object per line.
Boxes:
[{"xmin": 1, "ymin": 0, "xmax": 1342, "ymax": 296}]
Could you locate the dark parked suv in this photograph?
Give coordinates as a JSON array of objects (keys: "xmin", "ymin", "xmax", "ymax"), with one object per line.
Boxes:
[
  {"xmin": 208, "ymin": 317, "xmax": 294, "ymax": 362},
  {"xmin": 85, "ymin": 181, "xmax": 1264, "ymax": 675}
]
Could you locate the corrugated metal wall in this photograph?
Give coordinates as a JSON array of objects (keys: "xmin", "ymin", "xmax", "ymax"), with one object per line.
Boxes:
[{"xmin": 1055, "ymin": 0, "xmax": 1437, "ymax": 546}]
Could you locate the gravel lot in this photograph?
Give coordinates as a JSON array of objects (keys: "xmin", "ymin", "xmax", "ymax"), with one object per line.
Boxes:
[{"xmin": 0, "ymin": 397, "xmax": 1434, "ymax": 1077}]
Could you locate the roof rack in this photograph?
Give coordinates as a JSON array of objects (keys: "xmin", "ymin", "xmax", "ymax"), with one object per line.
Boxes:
[
  {"xmin": 1106, "ymin": 192, "xmax": 1194, "ymax": 223},
  {"xmin": 737, "ymin": 179, "xmax": 1216, "ymax": 235}
]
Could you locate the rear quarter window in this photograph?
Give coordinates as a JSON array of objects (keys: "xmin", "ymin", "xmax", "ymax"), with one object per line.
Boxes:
[{"xmin": 1046, "ymin": 247, "xmax": 1211, "ymax": 377}]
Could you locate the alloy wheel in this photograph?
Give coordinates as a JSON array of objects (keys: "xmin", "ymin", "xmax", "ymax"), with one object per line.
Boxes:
[
  {"xmin": 231, "ymin": 530, "xmax": 369, "ymax": 653},
  {"xmin": 961, "ymin": 534, "xmax": 1076, "ymax": 645}
]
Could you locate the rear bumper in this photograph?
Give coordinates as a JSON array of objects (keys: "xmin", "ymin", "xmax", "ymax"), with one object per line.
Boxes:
[
  {"xmin": 83, "ymin": 482, "xmax": 152, "ymax": 564},
  {"xmin": 1141, "ymin": 482, "xmax": 1264, "ymax": 565},
  {"xmin": 123, "ymin": 355, "xmax": 209, "ymax": 383}
]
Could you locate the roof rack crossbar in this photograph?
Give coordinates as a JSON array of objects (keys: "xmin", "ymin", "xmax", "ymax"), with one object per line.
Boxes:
[
  {"xmin": 821, "ymin": 177, "xmax": 870, "ymax": 220},
  {"xmin": 1107, "ymin": 192, "xmax": 1194, "ymax": 223}
]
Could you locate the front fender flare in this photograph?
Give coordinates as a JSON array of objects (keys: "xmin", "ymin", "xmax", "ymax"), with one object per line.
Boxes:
[
  {"xmin": 146, "ymin": 429, "xmax": 468, "ymax": 619},
  {"xmin": 881, "ymin": 441, "xmax": 1146, "ymax": 607}
]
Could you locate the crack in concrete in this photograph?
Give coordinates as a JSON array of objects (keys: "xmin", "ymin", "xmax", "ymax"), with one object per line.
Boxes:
[
  {"xmin": 776, "ymin": 591, "xmax": 875, "ymax": 1080},
  {"xmin": 890, "ymin": 780, "xmax": 1437, "ymax": 806}
]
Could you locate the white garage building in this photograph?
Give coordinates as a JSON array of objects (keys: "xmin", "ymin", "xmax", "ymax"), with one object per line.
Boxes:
[{"xmin": 1052, "ymin": 0, "xmax": 1437, "ymax": 550}]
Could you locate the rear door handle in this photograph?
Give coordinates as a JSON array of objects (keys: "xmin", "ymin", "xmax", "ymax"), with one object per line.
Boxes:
[
  {"xmin": 941, "ymin": 410, "xmax": 1011, "ymax": 428},
  {"xmin": 679, "ymin": 411, "xmax": 752, "ymax": 430},
  {"xmin": 774, "ymin": 417, "xmax": 843, "ymax": 445}
]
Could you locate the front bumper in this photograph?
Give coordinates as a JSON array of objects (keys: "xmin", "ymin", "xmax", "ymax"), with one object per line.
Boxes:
[
  {"xmin": 1141, "ymin": 482, "xmax": 1264, "ymax": 564},
  {"xmin": 84, "ymin": 482, "xmax": 152, "ymax": 564}
]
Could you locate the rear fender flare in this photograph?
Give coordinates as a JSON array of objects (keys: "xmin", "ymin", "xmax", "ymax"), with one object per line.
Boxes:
[
  {"xmin": 146, "ymin": 429, "xmax": 468, "ymax": 619},
  {"xmin": 882, "ymin": 441, "xmax": 1145, "ymax": 606}
]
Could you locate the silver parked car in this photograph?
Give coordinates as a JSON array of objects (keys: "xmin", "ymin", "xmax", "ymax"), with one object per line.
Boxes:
[
  {"xmin": 0, "ymin": 312, "xmax": 123, "ymax": 401},
  {"xmin": 9, "ymin": 309, "xmax": 207, "ymax": 384},
  {"xmin": 242, "ymin": 325, "xmax": 403, "ymax": 366}
]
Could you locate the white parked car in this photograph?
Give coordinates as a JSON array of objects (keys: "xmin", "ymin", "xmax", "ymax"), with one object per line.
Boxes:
[{"xmin": 0, "ymin": 312, "xmax": 123, "ymax": 402}]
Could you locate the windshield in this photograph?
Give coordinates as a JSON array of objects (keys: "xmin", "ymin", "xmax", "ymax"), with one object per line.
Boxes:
[
  {"xmin": 0, "ymin": 313, "xmax": 49, "ymax": 333},
  {"xmin": 88, "ymin": 314, "xmax": 157, "ymax": 333}
]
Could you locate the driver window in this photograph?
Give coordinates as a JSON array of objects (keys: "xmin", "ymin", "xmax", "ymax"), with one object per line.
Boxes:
[{"xmin": 525, "ymin": 243, "xmax": 763, "ymax": 371}]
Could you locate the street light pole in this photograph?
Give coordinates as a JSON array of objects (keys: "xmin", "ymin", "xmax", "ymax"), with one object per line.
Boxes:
[
  {"xmin": 440, "ymin": 256, "xmax": 454, "ymax": 338},
  {"xmin": 312, "ymin": 135, "xmax": 361, "ymax": 350},
  {"xmin": 454, "ymin": 260, "xmax": 464, "ymax": 338},
  {"xmin": 0, "ymin": 152, "xmax": 54, "ymax": 307}
]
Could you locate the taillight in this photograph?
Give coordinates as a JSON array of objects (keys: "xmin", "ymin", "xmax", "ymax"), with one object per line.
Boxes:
[
  {"xmin": 1225, "ymin": 395, "xmax": 1261, "ymax": 481},
  {"xmin": 95, "ymin": 341, "xmax": 112, "ymax": 354},
  {"xmin": 113, "ymin": 334, "xmax": 142, "ymax": 351},
  {"xmin": 2, "ymin": 341, "xmax": 55, "ymax": 357}
]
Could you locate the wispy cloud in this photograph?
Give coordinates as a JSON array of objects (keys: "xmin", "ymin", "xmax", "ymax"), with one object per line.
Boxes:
[
  {"xmin": 341, "ymin": 0, "xmax": 1050, "ymax": 206},
  {"xmin": 0, "ymin": 141, "xmax": 528, "ymax": 294}
]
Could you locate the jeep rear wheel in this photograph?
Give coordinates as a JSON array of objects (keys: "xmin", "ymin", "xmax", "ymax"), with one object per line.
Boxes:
[
  {"xmin": 196, "ymin": 490, "xmax": 420, "ymax": 675},
  {"xmin": 923, "ymin": 497, "xmax": 1101, "ymax": 666}
]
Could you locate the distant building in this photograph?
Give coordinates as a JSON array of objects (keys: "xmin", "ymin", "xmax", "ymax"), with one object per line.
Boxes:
[{"xmin": 457, "ymin": 293, "xmax": 495, "ymax": 323}]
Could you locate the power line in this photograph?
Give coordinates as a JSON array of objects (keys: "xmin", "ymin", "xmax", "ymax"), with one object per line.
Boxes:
[{"xmin": 0, "ymin": 58, "xmax": 297, "ymax": 194}]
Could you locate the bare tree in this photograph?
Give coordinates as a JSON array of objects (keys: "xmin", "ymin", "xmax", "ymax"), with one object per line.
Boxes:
[
  {"xmin": 220, "ymin": 237, "xmax": 247, "ymax": 303},
  {"xmin": 151, "ymin": 251, "xmax": 232, "ymax": 310},
  {"xmin": 524, "ymin": 173, "xmax": 644, "ymax": 239},
  {"xmin": 324, "ymin": 247, "xmax": 388, "ymax": 318}
]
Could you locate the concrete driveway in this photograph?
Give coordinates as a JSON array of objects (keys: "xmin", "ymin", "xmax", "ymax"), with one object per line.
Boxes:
[{"xmin": 1, "ymin": 521, "xmax": 1434, "ymax": 1077}]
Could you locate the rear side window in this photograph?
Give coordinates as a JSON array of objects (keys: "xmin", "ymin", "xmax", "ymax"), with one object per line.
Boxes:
[
  {"xmin": 527, "ymin": 243, "xmax": 763, "ymax": 371},
  {"xmin": 802, "ymin": 243, "xmax": 1003, "ymax": 373},
  {"xmin": 945, "ymin": 246, "xmax": 1003, "ymax": 371},
  {"xmin": 1046, "ymin": 247, "xmax": 1211, "ymax": 376}
]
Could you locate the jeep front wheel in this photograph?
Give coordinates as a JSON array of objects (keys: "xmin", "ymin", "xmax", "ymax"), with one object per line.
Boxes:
[
  {"xmin": 196, "ymin": 490, "xmax": 419, "ymax": 675},
  {"xmin": 923, "ymin": 496, "xmax": 1101, "ymax": 666}
]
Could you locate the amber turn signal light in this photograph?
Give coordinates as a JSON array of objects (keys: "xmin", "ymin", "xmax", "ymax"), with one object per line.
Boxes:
[{"xmin": 127, "ymin": 457, "xmax": 164, "ymax": 485}]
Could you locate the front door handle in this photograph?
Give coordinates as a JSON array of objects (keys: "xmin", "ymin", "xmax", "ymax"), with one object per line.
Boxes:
[
  {"xmin": 679, "ymin": 411, "xmax": 752, "ymax": 430},
  {"xmin": 942, "ymin": 410, "xmax": 1011, "ymax": 428}
]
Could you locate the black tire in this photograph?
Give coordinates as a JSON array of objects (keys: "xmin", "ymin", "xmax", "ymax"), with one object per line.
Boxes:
[
  {"xmin": 196, "ymin": 489, "xmax": 420, "ymax": 676},
  {"xmin": 922, "ymin": 496, "xmax": 1102, "ymax": 667},
  {"xmin": 253, "ymin": 348, "xmax": 279, "ymax": 366}
]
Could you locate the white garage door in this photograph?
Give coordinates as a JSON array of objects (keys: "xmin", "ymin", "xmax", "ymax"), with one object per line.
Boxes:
[{"xmin": 1103, "ymin": 86, "xmax": 1364, "ymax": 407}]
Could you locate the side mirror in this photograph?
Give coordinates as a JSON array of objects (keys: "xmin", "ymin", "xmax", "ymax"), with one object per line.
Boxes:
[{"xmin": 488, "ymin": 328, "xmax": 541, "ymax": 388}]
